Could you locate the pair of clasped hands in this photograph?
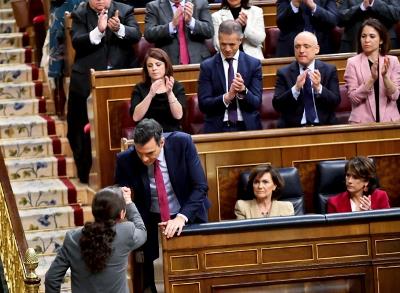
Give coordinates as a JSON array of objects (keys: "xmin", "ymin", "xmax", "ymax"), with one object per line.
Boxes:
[
  {"xmin": 121, "ymin": 186, "xmax": 185, "ymax": 239},
  {"xmin": 295, "ymin": 69, "xmax": 321, "ymax": 92},
  {"xmin": 359, "ymin": 194, "xmax": 372, "ymax": 211},
  {"xmin": 172, "ymin": 1, "xmax": 194, "ymax": 27},
  {"xmin": 149, "ymin": 76, "xmax": 175, "ymax": 98},
  {"xmin": 369, "ymin": 56, "xmax": 391, "ymax": 81},
  {"xmin": 98, "ymin": 9, "xmax": 120, "ymax": 33},
  {"xmin": 224, "ymin": 72, "xmax": 246, "ymax": 104}
]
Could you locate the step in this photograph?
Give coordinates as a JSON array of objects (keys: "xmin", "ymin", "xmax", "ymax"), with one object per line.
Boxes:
[
  {"xmin": 0, "ymin": 8, "xmax": 13, "ymax": 20},
  {"xmin": 0, "ymin": 32, "xmax": 23, "ymax": 48},
  {"xmin": 0, "ymin": 0, "xmax": 11, "ymax": 9},
  {"xmin": 0, "ymin": 115, "xmax": 49, "ymax": 139},
  {"xmin": 0, "ymin": 19, "xmax": 17, "ymax": 34},
  {"xmin": 0, "ymin": 136, "xmax": 72, "ymax": 159},
  {"xmin": 18, "ymin": 204, "xmax": 84, "ymax": 231},
  {"xmin": 0, "ymin": 64, "xmax": 32, "ymax": 83},
  {"xmin": 0, "ymin": 81, "xmax": 36, "ymax": 100},
  {"xmin": 5, "ymin": 155, "xmax": 76, "ymax": 180},
  {"xmin": 0, "ymin": 98, "xmax": 42, "ymax": 116},
  {"xmin": 11, "ymin": 178, "xmax": 91, "ymax": 209},
  {"xmin": 26, "ymin": 227, "xmax": 75, "ymax": 255},
  {"xmin": 0, "ymin": 47, "xmax": 31, "ymax": 65}
]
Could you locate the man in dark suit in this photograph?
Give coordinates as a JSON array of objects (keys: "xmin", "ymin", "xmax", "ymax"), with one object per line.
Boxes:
[
  {"xmin": 276, "ymin": 0, "xmax": 338, "ymax": 57},
  {"xmin": 144, "ymin": 0, "xmax": 214, "ymax": 65},
  {"xmin": 68, "ymin": 0, "xmax": 141, "ymax": 183},
  {"xmin": 115, "ymin": 118, "xmax": 210, "ymax": 292},
  {"xmin": 198, "ymin": 19, "xmax": 262, "ymax": 133},
  {"xmin": 273, "ymin": 31, "xmax": 340, "ymax": 128}
]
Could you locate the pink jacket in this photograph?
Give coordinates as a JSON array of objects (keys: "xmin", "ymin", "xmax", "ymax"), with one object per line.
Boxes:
[{"xmin": 344, "ymin": 53, "xmax": 400, "ymax": 123}]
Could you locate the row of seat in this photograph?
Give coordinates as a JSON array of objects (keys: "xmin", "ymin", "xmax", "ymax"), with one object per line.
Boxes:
[{"xmin": 236, "ymin": 160, "xmax": 354, "ymax": 216}]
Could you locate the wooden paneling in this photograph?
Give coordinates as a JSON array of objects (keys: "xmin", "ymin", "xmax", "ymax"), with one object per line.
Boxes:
[{"xmin": 161, "ymin": 215, "xmax": 400, "ymax": 293}]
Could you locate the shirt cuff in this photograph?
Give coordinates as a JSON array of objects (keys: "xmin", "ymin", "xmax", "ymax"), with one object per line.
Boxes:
[
  {"xmin": 177, "ymin": 213, "xmax": 188, "ymax": 223},
  {"xmin": 187, "ymin": 17, "xmax": 195, "ymax": 31},
  {"xmin": 290, "ymin": 1, "xmax": 300, "ymax": 13},
  {"xmin": 89, "ymin": 26, "xmax": 105, "ymax": 45},
  {"xmin": 291, "ymin": 85, "xmax": 300, "ymax": 100},
  {"xmin": 169, "ymin": 22, "xmax": 177, "ymax": 35},
  {"xmin": 115, "ymin": 23, "xmax": 125, "ymax": 38}
]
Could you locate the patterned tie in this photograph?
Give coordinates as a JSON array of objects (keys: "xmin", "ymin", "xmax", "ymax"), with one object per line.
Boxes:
[
  {"xmin": 154, "ymin": 159, "xmax": 170, "ymax": 221},
  {"xmin": 175, "ymin": 2, "xmax": 190, "ymax": 64},
  {"xmin": 226, "ymin": 58, "xmax": 237, "ymax": 123},
  {"xmin": 303, "ymin": 68, "xmax": 317, "ymax": 124}
]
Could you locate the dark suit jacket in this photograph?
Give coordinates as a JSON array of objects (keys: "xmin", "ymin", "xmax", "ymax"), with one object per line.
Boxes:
[
  {"xmin": 272, "ymin": 60, "xmax": 340, "ymax": 128},
  {"xmin": 114, "ymin": 132, "xmax": 210, "ymax": 259},
  {"xmin": 198, "ymin": 51, "xmax": 263, "ymax": 133},
  {"xmin": 276, "ymin": 0, "xmax": 338, "ymax": 57},
  {"xmin": 327, "ymin": 189, "xmax": 391, "ymax": 213},
  {"xmin": 144, "ymin": 0, "xmax": 214, "ymax": 65},
  {"xmin": 70, "ymin": 1, "xmax": 141, "ymax": 99},
  {"xmin": 338, "ymin": 0, "xmax": 400, "ymax": 52}
]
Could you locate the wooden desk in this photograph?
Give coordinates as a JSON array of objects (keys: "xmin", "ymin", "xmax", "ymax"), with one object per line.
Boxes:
[{"xmin": 161, "ymin": 209, "xmax": 400, "ymax": 293}]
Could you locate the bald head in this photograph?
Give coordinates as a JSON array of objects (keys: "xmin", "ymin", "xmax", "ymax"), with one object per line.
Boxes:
[{"xmin": 294, "ymin": 32, "xmax": 320, "ymax": 67}]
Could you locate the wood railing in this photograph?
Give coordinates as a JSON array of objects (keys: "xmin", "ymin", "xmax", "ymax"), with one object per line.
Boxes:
[
  {"xmin": 160, "ymin": 209, "xmax": 400, "ymax": 293},
  {"xmin": 0, "ymin": 150, "xmax": 41, "ymax": 292}
]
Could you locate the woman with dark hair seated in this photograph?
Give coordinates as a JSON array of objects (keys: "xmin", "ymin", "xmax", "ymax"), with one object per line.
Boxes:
[
  {"xmin": 344, "ymin": 18, "xmax": 400, "ymax": 124},
  {"xmin": 235, "ymin": 164, "xmax": 294, "ymax": 219},
  {"xmin": 212, "ymin": 0, "xmax": 265, "ymax": 60},
  {"xmin": 131, "ymin": 48, "xmax": 186, "ymax": 132},
  {"xmin": 327, "ymin": 156, "xmax": 390, "ymax": 213},
  {"xmin": 45, "ymin": 186, "xmax": 147, "ymax": 292}
]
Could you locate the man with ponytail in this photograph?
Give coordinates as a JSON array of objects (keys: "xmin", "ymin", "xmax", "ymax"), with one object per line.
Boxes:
[{"xmin": 45, "ymin": 186, "xmax": 146, "ymax": 292}]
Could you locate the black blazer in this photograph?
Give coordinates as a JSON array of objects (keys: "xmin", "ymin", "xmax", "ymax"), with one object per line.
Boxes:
[
  {"xmin": 272, "ymin": 60, "xmax": 341, "ymax": 128},
  {"xmin": 276, "ymin": 0, "xmax": 338, "ymax": 57}
]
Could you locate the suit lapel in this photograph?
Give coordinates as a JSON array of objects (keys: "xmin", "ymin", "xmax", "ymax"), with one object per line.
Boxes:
[
  {"xmin": 160, "ymin": 0, "xmax": 174, "ymax": 21},
  {"xmin": 360, "ymin": 54, "xmax": 376, "ymax": 120},
  {"xmin": 216, "ymin": 54, "xmax": 227, "ymax": 92},
  {"xmin": 378, "ymin": 54, "xmax": 387, "ymax": 120}
]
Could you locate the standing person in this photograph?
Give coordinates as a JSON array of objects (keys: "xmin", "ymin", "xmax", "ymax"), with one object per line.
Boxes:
[
  {"xmin": 68, "ymin": 0, "xmax": 141, "ymax": 183},
  {"xmin": 115, "ymin": 118, "xmax": 210, "ymax": 292},
  {"xmin": 273, "ymin": 31, "xmax": 340, "ymax": 127},
  {"xmin": 344, "ymin": 18, "xmax": 400, "ymax": 123},
  {"xmin": 327, "ymin": 156, "xmax": 390, "ymax": 213},
  {"xmin": 212, "ymin": 0, "xmax": 266, "ymax": 60},
  {"xmin": 131, "ymin": 48, "xmax": 186, "ymax": 131},
  {"xmin": 338, "ymin": 0, "xmax": 400, "ymax": 52},
  {"xmin": 144, "ymin": 0, "xmax": 214, "ymax": 65},
  {"xmin": 45, "ymin": 186, "xmax": 147, "ymax": 292},
  {"xmin": 235, "ymin": 164, "xmax": 294, "ymax": 219},
  {"xmin": 276, "ymin": 0, "xmax": 338, "ymax": 57},
  {"xmin": 198, "ymin": 19, "xmax": 262, "ymax": 133}
]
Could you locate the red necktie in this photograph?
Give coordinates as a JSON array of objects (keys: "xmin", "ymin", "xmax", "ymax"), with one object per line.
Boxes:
[
  {"xmin": 154, "ymin": 160, "xmax": 170, "ymax": 221},
  {"xmin": 175, "ymin": 2, "xmax": 190, "ymax": 64}
]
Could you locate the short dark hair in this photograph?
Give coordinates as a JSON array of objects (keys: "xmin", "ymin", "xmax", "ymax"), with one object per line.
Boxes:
[
  {"xmin": 357, "ymin": 18, "xmax": 390, "ymax": 55},
  {"xmin": 221, "ymin": 0, "xmax": 250, "ymax": 9},
  {"xmin": 247, "ymin": 164, "xmax": 284, "ymax": 200},
  {"xmin": 133, "ymin": 118, "xmax": 163, "ymax": 146},
  {"xmin": 142, "ymin": 48, "xmax": 174, "ymax": 86},
  {"xmin": 218, "ymin": 19, "xmax": 243, "ymax": 38},
  {"xmin": 345, "ymin": 156, "xmax": 378, "ymax": 192}
]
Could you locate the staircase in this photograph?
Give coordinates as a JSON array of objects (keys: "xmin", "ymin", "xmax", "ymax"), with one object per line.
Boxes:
[{"xmin": 0, "ymin": 0, "xmax": 93, "ymax": 291}]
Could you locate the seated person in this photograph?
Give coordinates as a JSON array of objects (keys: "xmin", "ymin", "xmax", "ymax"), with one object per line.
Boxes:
[
  {"xmin": 327, "ymin": 156, "xmax": 390, "ymax": 213},
  {"xmin": 212, "ymin": 0, "xmax": 266, "ymax": 60},
  {"xmin": 273, "ymin": 31, "xmax": 340, "ymax": 127},
  {"xmin": 235, "ymin": 164, "xmax": 294, "ymax": 219},
  {"xmin": 45, "ymin": 186, "xmax": 146, "ymax": 292},
  {"xmin": 130, "ymin": 48, "xmax": 186, "ymax": 132},
  {"xmin": 344, "ymin": 18, "xmax": 400, "ymax": 124},
  {"xmin": 338, "ymin": 0, "xmax": 400, "ymax": 52}
]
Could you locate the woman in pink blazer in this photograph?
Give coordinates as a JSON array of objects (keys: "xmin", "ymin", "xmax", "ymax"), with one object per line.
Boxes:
[
  {"xmin": 327, "ymin": 156, "xmax": 390, "ymax": 213},
  {"xmin": 344, "ymin": 18, "xmax": 400, "ymax": 124}
]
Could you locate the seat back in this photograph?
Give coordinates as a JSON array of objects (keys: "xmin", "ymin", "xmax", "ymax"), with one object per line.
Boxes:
[
  {"xmin": 238, "ymin": 167, "xmax": 305, "ymax": 215},
  {"xmin": 335, "ymin": 84, "xmax": 351, "ymax": 124},
  {"xmin": 133, "ymin": 37, "xmax": 155, "ymax": 67},
  {"xmin": 184, "ymin": 95, "xmax": 205, "ymax": 134},
  {"xmin": 315, "ymin": 160, "xmax": 347, "ymax": 214},
  {"xmin": 263, "ymin": 27, "xmax": 280, "ymax": 58}
]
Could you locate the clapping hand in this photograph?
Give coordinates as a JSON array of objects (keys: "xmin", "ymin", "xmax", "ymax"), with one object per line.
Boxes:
[
  {"xmin": 108, "ymin": 10, "xmax": 120, "ymax": 32},
  {"xmin": 295, "ymin": 70, "xmax": 308, "ymax": 92},
  {"xmin": 370, "ymin": 60, "xmax": 379, "ymax": 81},
  {"xmin": 382, "ymin": 56, "xmax": 390, "ymax": 77},
  {"xmin": 236, "ymin": 11, "xmax": 248, "ymax": 27},
  {"xmin": 184, "ymin": 1, "xmax": 194, "ymax": 24},
  {"xmin": 98, "ymin": 9, "xmax": 108, "ymax": 33},
  {"xmin": 172, "ymin": 5, "xmax": 183, "ymax": 28},
  {"xmin": 309, "ymin": 69, "xmax": 321, "ymax": 92},
  {"xmin": 149, "ymin": 79, "xmax": 165, "ymax": 97},
  {"xmin": 359, "ymin": 195, "xmax": 372, "ymax": 211},
  {"xmin": 165, "ymin": 76, "xmax": 175, "ymax": 94}
]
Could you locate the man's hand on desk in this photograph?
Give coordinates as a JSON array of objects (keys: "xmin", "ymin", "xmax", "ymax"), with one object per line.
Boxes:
[{"xmin": 159, "ymin": 215, "xmax": 186, "ymax": 238}]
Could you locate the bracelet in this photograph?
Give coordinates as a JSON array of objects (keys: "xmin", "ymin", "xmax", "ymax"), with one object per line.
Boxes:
[{"xmin": 169, "ymin": 99, "xmax": 178, "ymax": 104}]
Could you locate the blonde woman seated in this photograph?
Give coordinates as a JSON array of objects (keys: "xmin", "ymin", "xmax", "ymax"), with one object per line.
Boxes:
[{"xmin": 235, "ymin": 165, "xmax": 294, "ymax": 219}]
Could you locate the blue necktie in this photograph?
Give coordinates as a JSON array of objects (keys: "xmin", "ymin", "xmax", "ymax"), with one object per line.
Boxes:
[
  {"xmin": 226, "ymin": 58, "xmax": 237, "ymax": 123},
  {"xmin": 303, "ymin": 68, "xmax": 317, "ymax": 124},
  {"xmin": 301, "ymin": 3, "xmax": 313, "ymax": 32}
]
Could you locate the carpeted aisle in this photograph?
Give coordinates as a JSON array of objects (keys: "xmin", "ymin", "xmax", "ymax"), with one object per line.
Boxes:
[{"xmin": 0, "ymin": 0, "xmax": 93, "ymax": 291}]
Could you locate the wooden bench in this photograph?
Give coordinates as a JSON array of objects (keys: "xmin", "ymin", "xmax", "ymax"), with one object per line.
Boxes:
[{"xmin": 160, "ymin": 209, "xmax": 400, "ymax": 293}]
